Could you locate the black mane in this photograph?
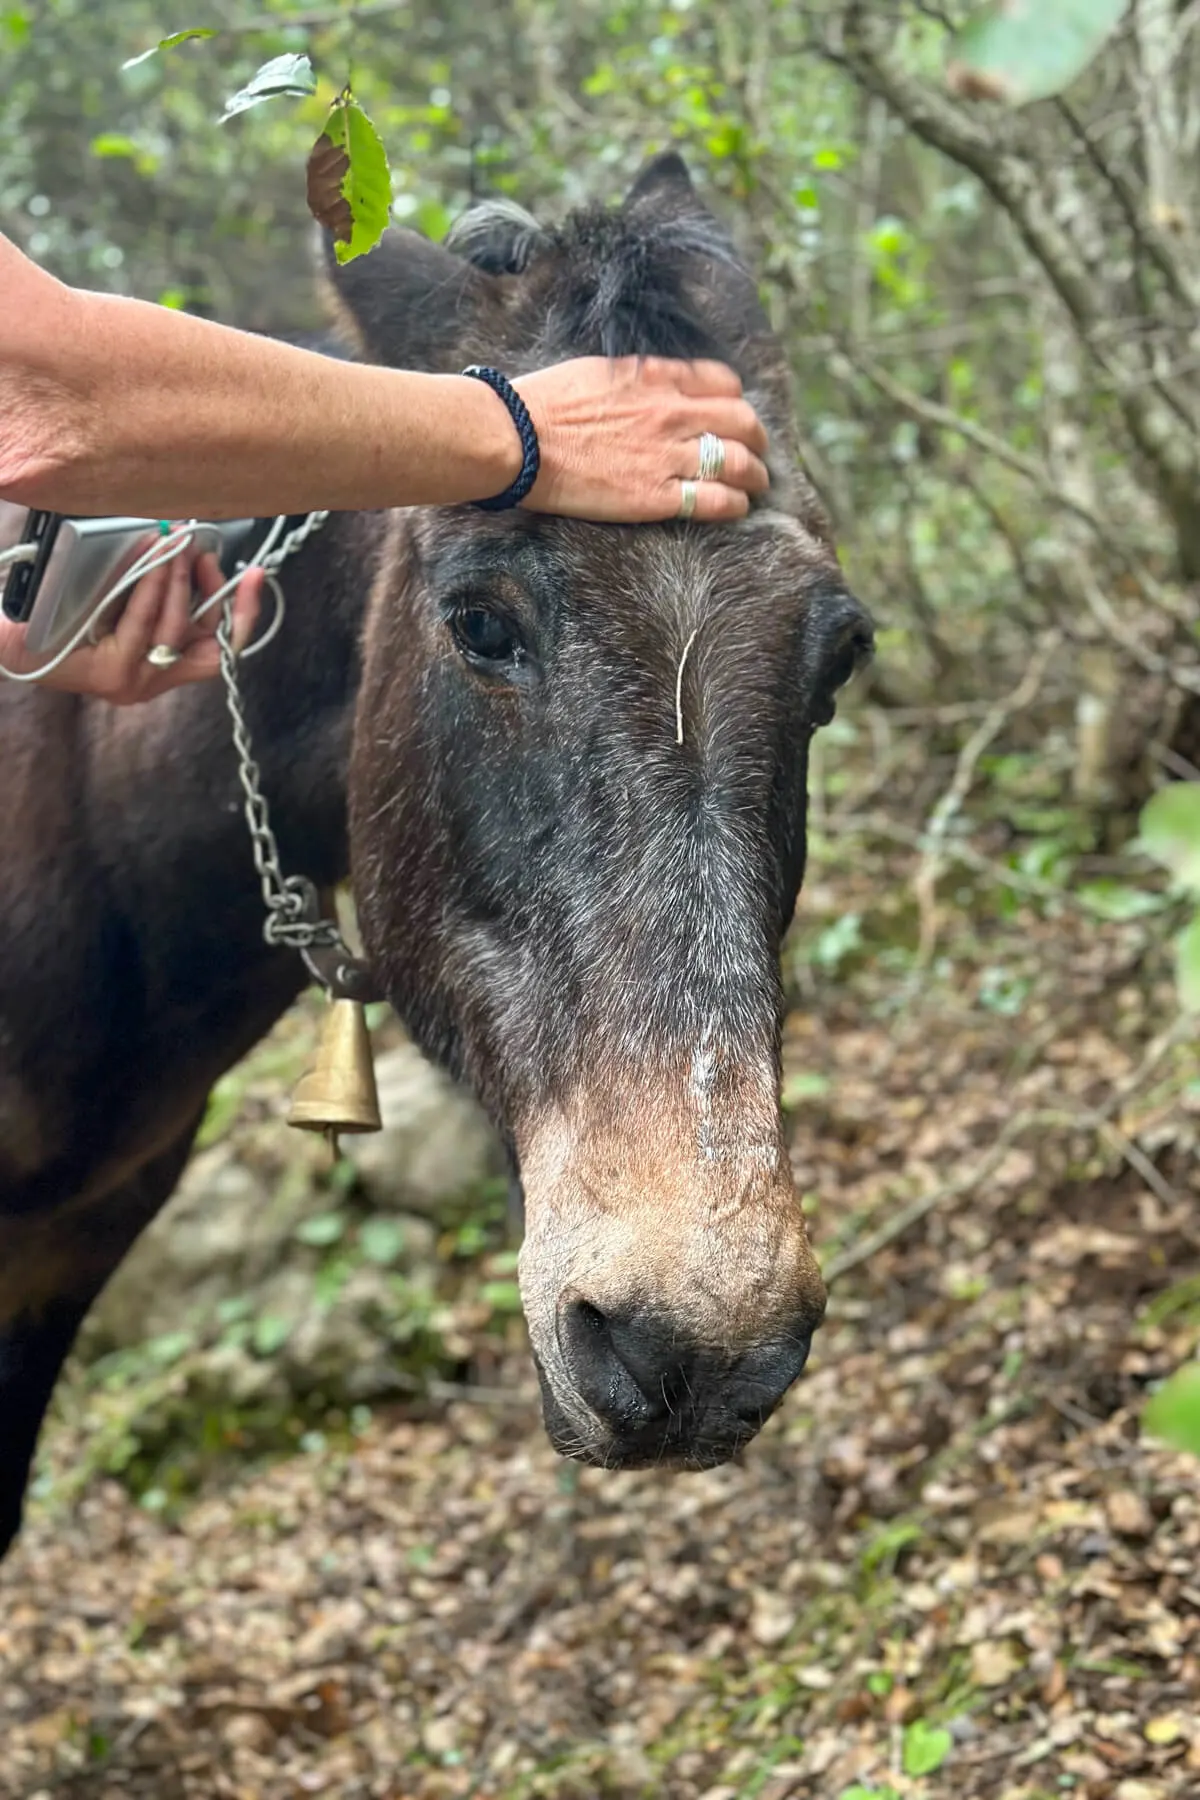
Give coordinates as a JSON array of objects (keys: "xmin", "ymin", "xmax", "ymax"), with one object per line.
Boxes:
[{"xmin": 448, "ymin": 188, "xmax": 757, "ymax": 365}]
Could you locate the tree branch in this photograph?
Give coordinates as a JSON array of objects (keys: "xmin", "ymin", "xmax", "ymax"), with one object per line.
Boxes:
[{"xmin": 840, "ymin": 3, "xmax": 1200, "ymax": 554}]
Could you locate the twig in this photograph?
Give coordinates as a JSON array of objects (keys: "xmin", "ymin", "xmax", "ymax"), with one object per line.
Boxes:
[
  {"xmin": 223, "ymin": 0, "xmax": 411, "ymax": 32},
  {"xmin": 816, "ymin": 811, "xmax": 1091, "ymax": 913},
  {"xmin": 843, "ymin": 347, "xmax": 1147, "ymax": 561},
  {"xmin": 825, "ymin": 1107, "xmax": 1054, "ymax": 1283},
  {"xmin": 1076, "ymin": 562, "xmax": 1200, "ymax": 696},
  {"xmin": 825, "ymin": 1017, "xmax": 1197, "ymax": 1282},
  {"xmin": 424, "ymin": 1378, "xmax": 532, "ymax": 1410},
  {"xmin": 912, "ymin": 632, "xmax": 1062, "ymax": 964}
]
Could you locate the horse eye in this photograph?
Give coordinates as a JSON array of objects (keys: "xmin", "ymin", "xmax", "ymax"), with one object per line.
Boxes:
[
  {"xmin": 828, "ymin": 629, "xmax": 872, "ymax": 693},
  {"xmin": 449, "ymin": 605, "xmax": 524, "ymax": 667}
]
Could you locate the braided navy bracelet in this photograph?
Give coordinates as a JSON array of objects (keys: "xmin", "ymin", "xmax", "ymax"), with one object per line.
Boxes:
[{"xmin": 461, "ymin": 365, "xmax": 541, "ymax": 512}]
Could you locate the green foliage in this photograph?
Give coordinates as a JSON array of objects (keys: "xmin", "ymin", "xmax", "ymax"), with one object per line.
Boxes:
[
  {"xmin": 1140, "ymin": 784, "xmax": 1200, "ymax": 894},
  {"xmin": 1144, "ymin": 1363, "xmax": 1200, "ymax": 1459},
  {"xmin": 318, "ymin": 90, "xmax": 392, "ymax": 264},
  {"xmin": 901, "ymin": 1717, "xmax": 953, "ymax": 1776},
  {"xmin": 122, "ymin": 26, "xmax": 216, "ymax": 69},
  {"xmin": 781, "ymin": 1070, "xmax": 832, "ymax": 1110},
  {"xmin": 1176, "ymin": 914, "xmax": 1200, "ymax": 1014},
  {"xmin": 218, "ymin": 51, "xmax": 316, "ymax": 124},
  {"xmin": 357, "ymin": 1215, "xmax": 406, "ymax": 1266},
  {"xmin": 839, "ymin": 1787, "xmax": 902, "ymax": 1800},
  {"xmin": 1139, "ymin": 784, "xmax": 1200, "ymax": 1012},
  {"xmin": 947, "ymin": 0, "xmax": 1128, "ymax": 106},
  {"xmin": 294, "ymin": 1210, "xmax": 347, "ymax": 1247}
]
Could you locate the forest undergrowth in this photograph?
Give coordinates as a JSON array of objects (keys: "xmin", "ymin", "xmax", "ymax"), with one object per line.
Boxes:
[{"xmin": 2, "ymin": 701, "xmax": 1198, "ymax": 1800}]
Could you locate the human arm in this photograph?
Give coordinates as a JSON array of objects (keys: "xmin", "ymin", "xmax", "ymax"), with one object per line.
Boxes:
[{"xmin": 0, "ymin": 233, "xmax": 769, "ymax": 526}]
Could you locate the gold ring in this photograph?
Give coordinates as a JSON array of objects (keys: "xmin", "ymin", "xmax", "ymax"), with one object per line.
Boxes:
[
  {"xmin": 677, "ymin": 480, "xmax": 698, "ymax": 520},
  {"xmin": 696, "ymin": 433, "xmax": 726, "ymax": 481},
  {"xmin": 146, "ymin": 644, "xmax": 182, "ymax": 668}
]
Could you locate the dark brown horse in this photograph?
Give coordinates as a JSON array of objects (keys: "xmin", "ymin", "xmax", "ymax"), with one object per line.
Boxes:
[{"xmin": 0, "ymin": 153, "xmax": 871, "ymax": 1557}]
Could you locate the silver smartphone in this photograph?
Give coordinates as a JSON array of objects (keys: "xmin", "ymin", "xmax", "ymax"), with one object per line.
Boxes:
[{"xmin": 1, "ymin": 503, "xmax": 257, "ymax": 657}]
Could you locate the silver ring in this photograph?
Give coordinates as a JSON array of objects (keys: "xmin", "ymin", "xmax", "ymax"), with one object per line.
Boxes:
[
  {"xmin": 696, "ymin": 432, "xmax": 726, "ymax": 482},
  {"xmin": 677, "ymin": 479, "xmax": 698, "ymax": 520},
  {"xmin": 146, "ymin": 644, "xmax": 182, "ymax": 668}
]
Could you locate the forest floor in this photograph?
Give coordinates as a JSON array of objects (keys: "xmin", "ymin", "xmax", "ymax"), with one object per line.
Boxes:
[{"xmin": 2, "ymin": 734, "xmax": 1199, "ymax": 1800}]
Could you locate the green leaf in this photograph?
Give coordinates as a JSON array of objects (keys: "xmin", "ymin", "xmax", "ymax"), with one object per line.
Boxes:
[
  {"xmin": 90, "ymin": 133, "xmax": 138, "ymax": 158},
  {"xmin": 1143, "ymin": 1363, "xmax": 1200, "ymax": 1458},
  {"xmin": 295, "ymin": 1210, "xmax": 347, "ymax": 1247},
  {"xmin": 317, "ymin": 93, "xmax": 392, "ymax": 265},
  {"xmin": 1139, "ymin": 783, "xmax": 1200, "ymax": 894},
  {"xmin": 1075, "ymin": 879, "xmax": 1166, "ymax": 921},
  {"xmin": 252, "ymin": 1312, "xmax": 294, "ymax": 1357},
  {"xmin": 218, "ymin": 53, "xmax": 317, "ymax": 124},
  {"xmin": 358, "ymin": 1216, "xmax": 406, "ymax": 1266},
  {"xmin": 1175, "ymin": 911, "xmax": 1200, "ymax": 1013},
  {"xmin": 947, "ymin": 0, "xmax": 1128, "ymax": 107},
  {"xmin": 839, "ymin": 1787, "xmax": 902, "ymax": 1800},
  {"xmin": 480, "ymin": 1279, "xmax": 523, "ymax": 1315},
  {"xmin": 782, "ymin": 1070, "xmax": 832, "ymax": 1109},
  {"xmin": 902, "ymin": 1719, "xmax": 953, "ymax": 1777},
  {"xmin": 122, "ymin": 28, "xmax": 217, "ymax": 70},
  {"xmin": 2, "ymin": 10, "xmax": 30, "ymax": 49}
]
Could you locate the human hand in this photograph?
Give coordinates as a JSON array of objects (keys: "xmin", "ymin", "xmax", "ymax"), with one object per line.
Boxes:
[
  {"xmin": 0, "ymin": 538, "xmax": 263, "ymax": 705},
  {"xmin": 513, "ymin": 356, "xmax": 771, "ymax": 523}
]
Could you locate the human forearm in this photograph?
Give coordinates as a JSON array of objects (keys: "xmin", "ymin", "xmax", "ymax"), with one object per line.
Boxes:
[
  {"xmin": 0, "ymin": 266, "xmax": 520, "ymax": 518},
  {"xmin": 0, "ymin": 231, "xmax": 772, "ymax": 529}
]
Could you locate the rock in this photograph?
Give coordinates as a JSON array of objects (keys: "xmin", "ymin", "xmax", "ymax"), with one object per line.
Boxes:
[
  {"xmin": 84, "ymin": 1041, "xmax": 492, "ymax": 1358},
  {"xmin": 84, "ymin": 1148, "xmax": 288, "ymax": 1350},
  {"xmin": 749, "ymin": 1587, "xmax": 794, "ymax": 1647},
  {"xmin": 281, "ymin": 1266, "xmax": 420, "ymax": 1401},
  {"xmin": 75, "ymin": 1035, "xmax": 498, "ymax": 1404},
  {"xmin": 1105, "ymin": 1488, "xmax": 1154, "ymax": 1537},
  {"xmin": 342, "ymin": 1041, "xmax": 503, "ymax": 1213}
]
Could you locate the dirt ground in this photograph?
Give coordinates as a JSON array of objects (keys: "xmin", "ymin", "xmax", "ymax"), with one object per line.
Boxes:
[{"xmin": 2, "ymin": 791, "xmax": 1199, "ymax": 1800}]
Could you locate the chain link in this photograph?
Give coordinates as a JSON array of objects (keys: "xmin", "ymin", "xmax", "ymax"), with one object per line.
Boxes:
[{"xmin": 214, "ymin": 511, "xmax": 355, "ymax": 968}]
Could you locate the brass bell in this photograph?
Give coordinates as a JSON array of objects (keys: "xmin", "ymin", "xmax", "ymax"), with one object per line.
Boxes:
[{"xmin": 288, "ymin": 998, "xmax": 382, "ymax": 1135}]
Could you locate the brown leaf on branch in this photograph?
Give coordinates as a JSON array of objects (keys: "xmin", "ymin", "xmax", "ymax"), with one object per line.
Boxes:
[{"xmin": 945, "ymin": 60, "xmax": 1009, "ymax": 103}]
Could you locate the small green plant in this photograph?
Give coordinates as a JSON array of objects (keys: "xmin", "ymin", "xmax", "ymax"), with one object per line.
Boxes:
[
  {"xmin": 1144, "ymin": 1363, "xmax": 1200, "ymax": 1459},
  {"xmin": 902, "ymin": 1717, "xmax": 953, "ymax": 1776},
  {"xmin": 1138, "ymin": 782, "xmax": 1200, "ymax": 1012}
]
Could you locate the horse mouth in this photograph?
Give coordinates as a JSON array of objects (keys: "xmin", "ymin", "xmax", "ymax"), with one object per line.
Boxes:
[
  {"xmin": 532, "ymin": 1352, "xmax": 779, "ymax": 1472},
  {"xmin": 550, "ymin": 1431, "xmax": 758, "ymax": 1473}
]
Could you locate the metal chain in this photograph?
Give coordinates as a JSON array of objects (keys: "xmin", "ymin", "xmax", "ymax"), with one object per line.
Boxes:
[{"xmin": 213, "ymin": 510, "xmax": 359, "ymax": 977}]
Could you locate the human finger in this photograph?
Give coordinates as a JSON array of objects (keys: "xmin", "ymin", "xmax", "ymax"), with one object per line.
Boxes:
[
  {"xmin": 684, "ymin": 435, "xmax": 771, "ymax": 495},
  {"xmin": 228, "ymin": 567, "xmax": 265, "ymax": 653},
  {"xmin": 678, "ymin": 396, "xmax": 769, "ymax": 461},
  {"xmin": 191, "ymin": 558, "xmax": 263, "ymax": 652},
  {"xmin": 666, "ymin": 479, "xmax": 752, "ymax": 524},
  {"xmin": 625, "ymin": 356, "xmax": 744, "ymax": 398},
  {"xmin": 151, "ymin": 540, "xmax": 195, "ymax": 654},
  {"xmin": 107, "ymin": 542, "xmax": 174, "ymax": 672}
]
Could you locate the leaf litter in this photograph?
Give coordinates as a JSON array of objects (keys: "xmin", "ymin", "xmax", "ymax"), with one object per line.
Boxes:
[{"xmin": 1, "ymin": 753, "xmax": 1199, "ymax": 1800}]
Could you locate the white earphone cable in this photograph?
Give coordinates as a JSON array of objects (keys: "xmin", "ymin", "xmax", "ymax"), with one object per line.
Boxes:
[{"xmin": 0, "ymin": 512, "xmax": 314, "ymax": 683}]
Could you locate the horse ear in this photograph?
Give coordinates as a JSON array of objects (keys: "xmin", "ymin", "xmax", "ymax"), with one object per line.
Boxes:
[
  {"xmin": 444, "ymin": 198, "xmax": 550, "ymax": 276},
  {"xmin": 624, "ymin": 150, "xmax": 701, "ymax": 213},
  {"xmin": 318, "ymin": 225, "xmax": 500, "ymax": 371}
]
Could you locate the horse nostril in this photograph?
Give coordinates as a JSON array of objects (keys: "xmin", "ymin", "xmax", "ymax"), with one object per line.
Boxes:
[
  {"xmin": 730, "ymin": 1331, "xmax": 814, "ymax": 1424},
  {"xmin": 556, "ymin": 1297, "xmax": 667, "ymax": 1433}
]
